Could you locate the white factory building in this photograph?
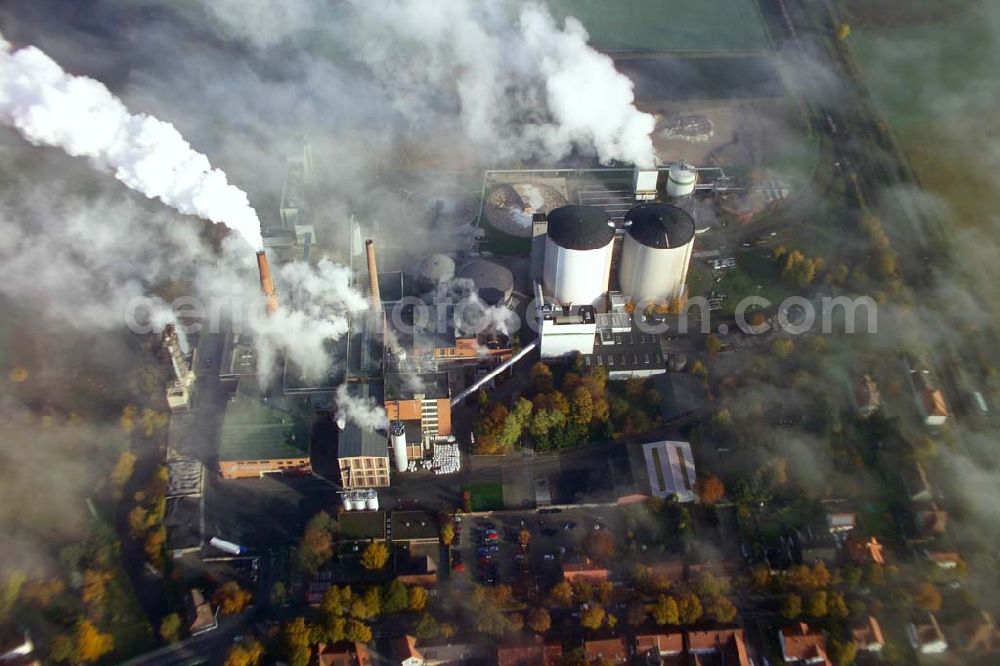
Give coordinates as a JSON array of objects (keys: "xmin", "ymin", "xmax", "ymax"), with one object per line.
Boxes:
[{"xmin": 619, "ymin": 203, "xmax": 696, "ymax": 304}]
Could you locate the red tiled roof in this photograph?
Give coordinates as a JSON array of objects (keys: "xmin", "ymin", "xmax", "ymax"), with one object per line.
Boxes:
[
  {"xmin": 584, "ymin": 638, "xmax": 628, "ymax": 664},
  {"xmin": 635, "ymin": 633, "xmax": 683, "ymax": 655},
  {"xmin": 780, "ymin": 623, "xmax": 829, "ymax": 665}
]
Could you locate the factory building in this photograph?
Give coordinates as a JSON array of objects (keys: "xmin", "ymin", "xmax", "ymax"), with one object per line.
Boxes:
[
  {"xmin": 619, "ymin": 203, "xmax": 695, "ymax": 304},
  {"xmin": 542, "ymin": 205, "xmax": 616, "ymax": 308},
  {"xmin": 384, "ymin": 372, "xmax": 452, "ymax": 452},
  {"xmin": 162, "ymin": 325, "xmax": 195, "ymax": 412},
  {"xmin": 218, "ymin": 393, "xmax": 311, "ymax": 479},
  {"xmin": 336, "ymin": 423, "xmax": 391, "ymax": 489},
  {"xmin": 415, "ymin": 253, "xmax": 456, "ymax": 295}
]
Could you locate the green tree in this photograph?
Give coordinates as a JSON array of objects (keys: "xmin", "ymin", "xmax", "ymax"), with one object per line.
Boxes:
[
  {"xmin": 781, "ymin": 593, "xmax": 803, "ymax": 619},
  {"xmin": 806, "ymin": 590, "xmax": 828, "ymax": 618},
  {"xmin": 320, "ymin": 585, "xmax": 352, "ymax": 617},
  {"xmin": 652, "ymin": 595, "xmax": 679, "ymax": 626},
  {"xmin": 382, "ymin": 579, "xmax": 408, "ymax": 613},
  {"xmin": 298, "ymin": 511, "xmax": 336, "ymax": 573},
  {"xmin": 270, "ymin": 582, "xmax": 289, "ymax": 605},
  {"xmin": 361, "ymin": 542, "xmax": 389, "ymax": 571},
  {"xmin": 836, "ymin": 23, "xmax": 851, "ymax": 41},
  {"xmin": 771, "ymin": 338, "xmax": 794, "ymax": 359},
  {"xmin": 828, "ymin": 592, "xmax": 849, "ymax": 619},
  {"xmin": 828, "ymin": 638, "xmax": 858, "ymax": 666},
  {"xmin": 280, "ymin": 617, "xmax": 312, "ymax": 666},
  {"xmin": 344, "ymin": 619, "xmax": 372, "ymax": 643},
  {"xmin": 704, "ymin": 595, "xmax": 737, "ymax": 623},
  {"xmin": 159, "ymin": 612, "xmax": 182, "ymax": 643},
  {"xmin": 677, "ymin": 594, "xmax": 703, "ymax": 625},
  {"xmin": 414, "ymin": 613, "xmax": 439, "ymax": 641}
]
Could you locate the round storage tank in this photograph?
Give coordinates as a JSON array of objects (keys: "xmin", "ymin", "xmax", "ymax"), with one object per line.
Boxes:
[
  {"xmin": 415, "ymin": 253, "xmax": 455, "ymax": 293},
  {"xmin": 666, "ymin": 163, "xmax": 697, "ymax": 198},
  {"xmin": 342, "ymin": 496, "xmax": 355, "ymax": 512},
  {"xmin": 456, "ymin": 259, "xmax": 514, "ymax": 306},
  {"xmin": 620, "ymin": 203, "xmax": 696, "ymax": 304},
  {"xmin": 366, "ymin": 494, "xmax": 379, "ymax": 511},
  {"xmin": 543, "ymin": 205, "xmax": 616, "ymax": 307}
]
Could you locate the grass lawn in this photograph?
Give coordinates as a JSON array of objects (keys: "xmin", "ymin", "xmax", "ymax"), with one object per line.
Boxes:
[
  {"xmin": 465, "ymin": 482, "xmax": 505, "ymax": 512},
  {"xmin": 715, "ymin": 250, "xmax": 797, "ymax": 316}
]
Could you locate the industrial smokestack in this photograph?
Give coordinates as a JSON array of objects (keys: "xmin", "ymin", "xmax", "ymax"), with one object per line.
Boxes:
[
  {"xmin": 256, "ymin": 250, "xmax": 278, "ymax": 315},
  {"xmin": 364, "ymin": 239, "xmax": 382, "ymax": 313}
]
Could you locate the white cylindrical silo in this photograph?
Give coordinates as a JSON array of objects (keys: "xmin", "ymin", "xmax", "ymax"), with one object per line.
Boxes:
[
  {"xmin": 666, "ymin": 163, "xmax": 697, "ymax": 198},
  {"xmin": 390, "ymin": 421, "xmax": 408, "ymax": 473},
  {"xmin": 366, "ymin": 493, "xmax": 379, "ymax": 511},
  {"xmin": 542, "ymin": 206, "xmax": 615, "ymax": 307},
  {"xmin": 620, "ymin": 203, "xmax": 696, "ymax": 304},
  {"xmin": 342, "ymin": 495, "xmax": 355, "ymax": 512}
]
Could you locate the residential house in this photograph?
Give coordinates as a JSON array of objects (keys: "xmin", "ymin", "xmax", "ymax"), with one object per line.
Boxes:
[
  {"xmin": 923, "ymin": 549, "xmax": 961, "ymax": 569},
  {"xmin": 419, "ymin": 642, "xmax": 490, "ymax": 665},
  {"xmin": 495, "ymin": 640, "xmax": 562, "ymax": 666},
  {"xmin": 845, "ymin": 537, "xmax": 885, "ymax": 566},
  {"xmin": 902, "ymin": 462, "xmax": 933, "ymax": 503},
  {"xmin": 908, "ymin": 360, "xmax": 949, "ymax": 426},
  {"xmin": 914, "ymin": 504, "xmax": 949, "ymax": 538},
  {"xmin": 393, "ymin": 635, "xmax": 424, "ymax": 666},
  {"xmin": 851, "ymin": 616, "xmax": 885, "ymax": 653},
  {"xmin": 634, "ymin": 633, "xmax": 683, "ymax": 664},
  {"xmin": 687, "ymin": 628, "xmax": 750, "ymax": 666},
  {"xmin": 778, "ymin": 623, "xmax": 830, "ymax": 665},
  {"xmin": 826, "ymin": 512, "xmax": 857, "ymax": 535},
  {"xmin": 583, "ymin": 638, "xmax": 629, "ymax": 665},
  {"xmin": 312, "ymin": 641, "xmax": 373, "ymax": 666},
  {"xmin": 907, "ymin": 614, "xmax": 948, "ymax": 654}
]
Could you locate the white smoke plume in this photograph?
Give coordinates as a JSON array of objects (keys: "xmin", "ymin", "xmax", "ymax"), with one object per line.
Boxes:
[
  {"xmin": 252, "ymin": 258, "xmax": 370, "ymax": 386},
  {"xmin": 335, "ymin": 384, "xmax": 389, "ymax": 431},
  {"xmin": 0, "ymin": 33, "xmax": 264, "ymax": 251},
  {"xmin": 345, "ymin": 0, "xmax": 657, "ymax": 167}
]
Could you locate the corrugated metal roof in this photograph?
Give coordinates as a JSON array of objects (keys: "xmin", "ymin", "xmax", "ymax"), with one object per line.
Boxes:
[{"xmin": 337, "ymin": 423, "xmax": 387, "ymax": 459}]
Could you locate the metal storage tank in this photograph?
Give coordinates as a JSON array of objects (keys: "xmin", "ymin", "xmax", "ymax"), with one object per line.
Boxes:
[
  {"xmin": 543, "ymin": 206, "xmax": 616, "ymax": 307},
  {"xmin": 341, "ymin": 495, "xmax": 355, "ymax": 512},
  {"xmin": 666, "ymin": 163, "xmax": 697, "ymax": 198},
  {"xmin": 620, "ymin": 203, "xmax": 696, "ymax": 304},
  {"xmin": 390, "ymin": 421, "xmax": 408, "ymax": 473},
  {"xmin": 456, "ymin": 259, "xmax": 514, "ymax": 306},
  {"xmin": 365, "ymin": 493, "xmax": 379, "ymax": 511},
  {"xmin": 415, "ymin": 253, "xmax": 455, "ymax": 293}
]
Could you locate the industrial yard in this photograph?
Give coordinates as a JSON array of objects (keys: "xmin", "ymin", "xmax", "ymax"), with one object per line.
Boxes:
[{"xmin": 0, "ymin": 1, "xmax": 998, "ymax": 666}]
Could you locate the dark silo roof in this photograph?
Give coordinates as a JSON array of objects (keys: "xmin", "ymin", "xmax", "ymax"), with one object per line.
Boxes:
[
  {"xmin": 547, "ymin": 205, "xmax": 615, "ymax": 251},
  {"xmin": 457, "ymin": 259, "xmax": 514, "ymax": 306},
  {"xmin": 624, "ymin": 203, "xmax": 696, "ymax": 249}
]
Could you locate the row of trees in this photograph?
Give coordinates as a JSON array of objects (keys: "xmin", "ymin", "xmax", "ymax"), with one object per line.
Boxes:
[
  {"xmin": 272, "ymin": 580, "xmax": 429, "ymax": 666},
  {"xmin": 475, "ymin": 363, "xmax": 663, "ymax": 455},
  {"xmin": 297, "ymin": 511, "xmax": 389, "ymax": 574}
]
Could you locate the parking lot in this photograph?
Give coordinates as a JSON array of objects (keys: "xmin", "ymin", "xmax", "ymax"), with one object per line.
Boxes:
[{"xmin": 450, "ymin": 504, "xmax": 669, "ymax": 592}]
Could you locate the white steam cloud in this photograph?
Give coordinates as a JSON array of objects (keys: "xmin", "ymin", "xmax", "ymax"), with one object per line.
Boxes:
[
  {"xmin": 0, "ymin": 34, "xmax": 263, "ymax": 250},
  {"xmin": 252, "ymin": 258, "xmax": 370, "ymax": 386},
  {"xmin": 346, "ymin": 0, "xmax": 657, "ymax": 168},
  {"xmin": 335, "ymin": 384, "xmax": 389, "ymax": 431}
]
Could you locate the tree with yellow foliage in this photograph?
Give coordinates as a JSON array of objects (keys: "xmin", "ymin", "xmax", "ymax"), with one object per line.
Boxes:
[
  {"xmin": 361, "ymin": 541, "xmax": 389, "ymax": 571},
  {"xmin": 836, "ymin": 23, "xmax": 851, "ymax": 41},
  {"xmin": 213, "ymin": 581, "xmax": 252, "ymax": 616},
  {"xmin": 74, "ymin": 618, "xmax": 114, "ymax": 663},
  {"xmin": 224, "ymin": 639, "xmax": 265, "ymax": 666}
]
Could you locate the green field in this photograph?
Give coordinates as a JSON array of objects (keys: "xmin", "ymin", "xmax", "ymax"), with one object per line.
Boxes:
[
  {"xmin": 523, "ymin": 0, "xmax": 771, "ymax": 53},
  {"xmin": 465, "ymin": 481, "xmax": 505, "ymax": 512}
]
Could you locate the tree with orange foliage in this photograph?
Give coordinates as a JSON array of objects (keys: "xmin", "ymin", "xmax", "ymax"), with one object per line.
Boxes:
[
  {"xmin": 74, "ymin": 618, "xmax": 114, "ymax": 663},
  {"xmin": 695, "ymin": 475, "xmax": 725, "ymax": 505},
  {"xmin": 213, "ymin": 581, "xmax": 252, "ymax": 616}
]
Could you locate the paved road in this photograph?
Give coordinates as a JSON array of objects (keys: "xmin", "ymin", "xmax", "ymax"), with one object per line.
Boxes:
[{"xmin": 120, "ymin": 612, "xmax": 253, "ymax": 666}]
